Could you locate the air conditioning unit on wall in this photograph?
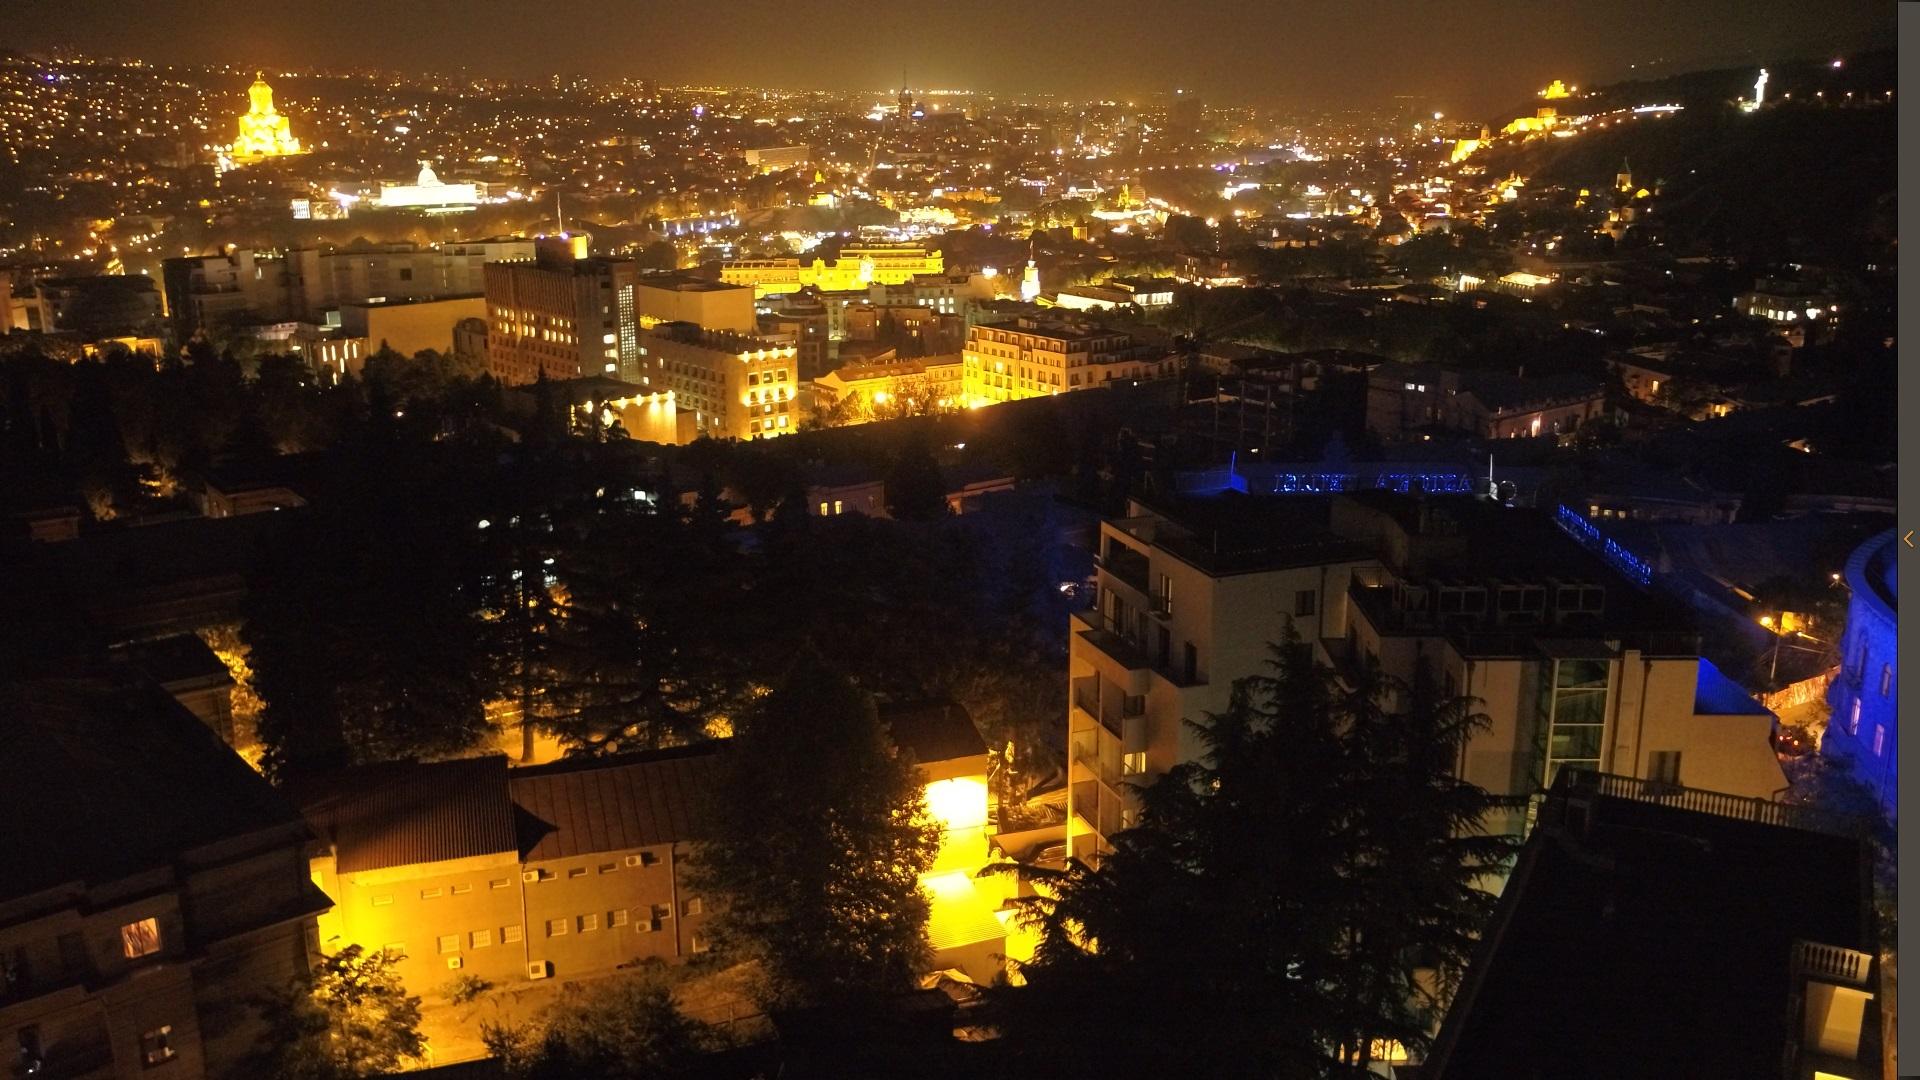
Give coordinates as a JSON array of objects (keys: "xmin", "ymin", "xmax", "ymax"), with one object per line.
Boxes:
[{"xmin": 527, "ymin": 960, "xmax": 551, "ymax": 980}]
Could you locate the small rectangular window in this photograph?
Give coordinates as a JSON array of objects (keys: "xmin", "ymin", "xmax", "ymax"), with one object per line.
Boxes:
[
  {"xmin": 651, "ymin": 904, "xmax": 673, "ymax": 921},
  {"xmin": 437, "ymin": 935, "xmax": 459, "ymax": 954},
  {"xmin": 451, "ymin": 883, "xmax": 472, "ymax": 896},
  {"xmin": 1874, "ymin": 725, "xmax": 1886, "ymax": 757},
  {"xmin": 578, "ymin": 914, "xmax": 600, "ymax": 932},
  {"xmin": 1880, "ymin": 663, "xmax": 1893, "ymax": 698},
  {"xmin": 598, "ymin": 863, "xmax": 617, "ymax": 875},
  {"xmin": 120, "ymin": 918, "xmax": 161, "ymax": 960},
  {"xmin": 566, "ymin": 867, "xmax": 586, "ymax": 879},
  {"xmin": 641, "ymin": 851, "xmax": 661, "ymax": 867},
  {"xmin": 140, "ymin": 1025, "xmax": 175, "ymax": 1067},
  {"xmin": 470, "ymin": 929, "xmax": 493, "ymax": 949},
  {"xmin": 1294, "ymin": 590, "xmax": 1316, "ymax": 618},
  {"xmin": 420, "ymin": 888, "xmax": 443, "ymax": 900},
  {"xmin": 609, "ymin": 909, "xmax": 629, "ymax": 927},
  {"xmin": 546, "ymin": 919, "xmax": 569, "ymax": 937},
  {"xmin": 501, "ymin": 925, "xmax": 523, "ymax": 944},
  {"xmin": 683, "ymin": 898, "xmax": 704, "ymax": 917},
  {"xmin": 490, "ymin": 879, "xmax": 510, "ymax": 890},
  {"xmin": 1647, "ymin": 751, "xmax": 1681, "ymax": 786},
  {"xmin": 690, "ymin": 932, "xmax": 710, "ymax": 954}
]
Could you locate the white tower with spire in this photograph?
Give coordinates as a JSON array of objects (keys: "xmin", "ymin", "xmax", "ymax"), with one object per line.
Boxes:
[{"xmin": 1020, "ymin": 237, "xmax": 1041, "ymax": 303}]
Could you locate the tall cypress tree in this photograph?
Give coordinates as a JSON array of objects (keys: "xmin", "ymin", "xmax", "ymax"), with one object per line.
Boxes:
[
  {"xmin": 994, "ymin": 626, "xmax": 1517, "ymax": 1077},
  {"xmin": 688, "ymin": 658, "xmax": 940, "ymax": 1008}
]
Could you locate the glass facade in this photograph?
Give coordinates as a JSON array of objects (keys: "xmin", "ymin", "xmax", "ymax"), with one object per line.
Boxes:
[{"xmin": 1537, "ymin": 658, "xmax": 1610, "ymax": 787}]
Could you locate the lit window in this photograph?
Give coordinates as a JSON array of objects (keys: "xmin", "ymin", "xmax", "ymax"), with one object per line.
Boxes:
[
  {"xmin": 833, "ymin": 500, "xmax": 844, "ymax": 515},
  {"xmin": 120, "ymin": 918, "xmax": 161, "ymax": 960},
  {"xmin": 140, "ymin": 1025, "xmax": 175, "ymax": 1067},
  {"xmin": 1874, "ymin": 725, "xmax": 1886, "ymax": 757},
  {"xmin": 818, "ymin": 502, "xmax": 830, "ymax": 516}
]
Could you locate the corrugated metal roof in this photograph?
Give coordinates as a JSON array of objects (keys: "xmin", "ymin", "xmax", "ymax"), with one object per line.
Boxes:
[
  {"xmin": 291, "ymin": 756, "xmax": 517, "ymax": 873},
  {"xmin": 510, "ymin": 743, "xmax": 722, "ymax": 862}
]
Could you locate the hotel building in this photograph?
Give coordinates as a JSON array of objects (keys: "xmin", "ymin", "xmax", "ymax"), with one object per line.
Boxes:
[
  {"xmin": 1067, "ymin": 492, "xmax": 1788, "ymax": 862},
  {"xmin": 961, "ymin": 317, "xmax": 1173, "ymax": 408},
  {"xmin": 640, "ymin": 322, "xmax": 799, "ymax": 441},
  {"xmin": 483, "ymin": 237, "xmax": 641, "ymax": 385}
]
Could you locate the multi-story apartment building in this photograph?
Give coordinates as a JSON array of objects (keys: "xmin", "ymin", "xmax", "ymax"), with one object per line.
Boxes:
[
  {"xmin": 162, "ymin": 239, "xmax": 535, "ymax": 339},
  {"xmin": 720, "ymin": 245, "xmax": 944, "ymax": 299},
  {"xmin": 962, "ymin": 317, "xmax": 1173, "ymax": 408},
  {"xmin": 483, "ymin": 238, "xmax": 640, "ymax": 385},
  {"xmin": 640, "ymin": 322, "xmax": 798, "ymax": 441},
  {"xmin": 2, "ymin": 679, "xmax": 329, "ymax": 1079},
  {"xmin": 1066, "ymin": 491, "xmax": 1787, "ymax": 862},
  {"xmin": 1826, "ymin": 528, "xmax": 1897, "ymax": 818}
]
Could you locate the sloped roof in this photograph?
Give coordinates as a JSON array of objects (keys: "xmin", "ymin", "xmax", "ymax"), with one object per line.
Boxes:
[
  {"xmin": 0, "ymin": 678, "xmax": 308, "ymax": 901},
  {"xmin": 290, "ymin": 755, "xmax": 517, "ymax": 873},
  {"xmin": 510, "ymin": 742, "xmax": 722, "ymax": 861},
  {"xmin": 882, "ymin": 700, "xmax": 987, "ymax": 765}
]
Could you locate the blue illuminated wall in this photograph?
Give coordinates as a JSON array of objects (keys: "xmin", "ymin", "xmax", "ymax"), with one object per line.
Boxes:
[{"xmin": 1825, "ymin": 528, "xmax": 1897, "ymax": 818}]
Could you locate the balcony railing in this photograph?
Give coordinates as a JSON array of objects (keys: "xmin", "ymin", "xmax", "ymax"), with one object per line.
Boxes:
[
  {"xmin": 1793, "ymin": 940, "xmax": 1874, "ymax": 987},
  {"xmin": 1555, "ymin": 769, "xmax": 1854, "ymax": 836}
]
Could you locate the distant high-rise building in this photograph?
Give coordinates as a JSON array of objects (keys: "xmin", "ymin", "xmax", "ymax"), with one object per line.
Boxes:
[
  {"xmin": 483, "ymin": 237, "xmax": 640, "ymax": 385},
  {"xmin": 743, "ymin": 144, "xmax": 810, "ymax": 173},
  {"xmin": 1168, "ymin": 88, "xmax": 1203, "ymax": 135}
]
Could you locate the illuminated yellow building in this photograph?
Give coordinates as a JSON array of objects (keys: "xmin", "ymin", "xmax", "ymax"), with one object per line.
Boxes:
[
  {"xmin": 883, "ymin": 701, "xmax": 1013, "ymax": 984},
  {"xmin": 1500, "ymin": 80, "xmax": 1577, "ymax": 137},
  {"xmin": 227, "ymin": 73, "xmax": 304, "ymax": 164},
  {"xmin": 720, "ymin": 245, "xmax": 945, "ymax": 299},
  {"xmin": 640, "ymin": 322, "xmax": 799, "ymax": 441},
  {"xmin": 962, "ymin": 317, "xmax": 1174, "ymax": 408}
]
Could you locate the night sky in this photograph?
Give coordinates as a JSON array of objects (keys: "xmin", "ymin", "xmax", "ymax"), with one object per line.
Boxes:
[{"xmin": 6, "ymin": 0, "xmax": 1896, "ymax": 114}]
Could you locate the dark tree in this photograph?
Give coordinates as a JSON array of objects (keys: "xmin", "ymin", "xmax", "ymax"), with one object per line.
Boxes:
[
  {"xmin": 482, "ymin": 966, "xmax": 718, "ymax": 1079},
  {"xmin": 688, "ymin": 659, "xmax": 940, "ymax": 1007},
  {"xmin": 993, "ymin": 629, "xmax": 1516, "ymax": 1077},
  {"xmin": 539, "ymin": 501, "xmax": 754, "ymax": 753},
  {"xmin": 883, "ymin": 433, "xmax": 948, "ymax": 521}
]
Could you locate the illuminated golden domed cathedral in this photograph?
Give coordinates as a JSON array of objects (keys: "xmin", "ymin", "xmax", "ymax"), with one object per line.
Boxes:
[{"xmin": 221, "ymin": 73, "xmax": 304, "ymax": 169}]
